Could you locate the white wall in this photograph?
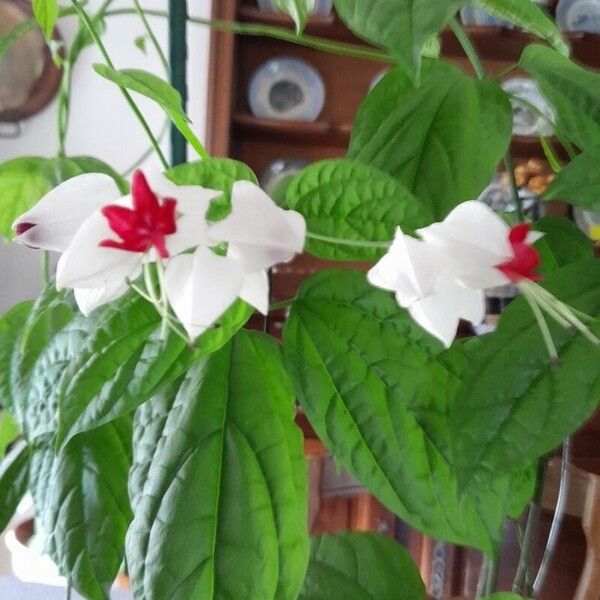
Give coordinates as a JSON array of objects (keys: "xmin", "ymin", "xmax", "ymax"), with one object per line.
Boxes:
[{"xmin": 0, "ymin": 0, "xmax": 213, "ymax": 312}]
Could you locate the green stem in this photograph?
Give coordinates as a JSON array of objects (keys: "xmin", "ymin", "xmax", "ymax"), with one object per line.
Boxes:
[
  {"xmin": 269, "ymin": 298, "xmax": 295, "ymax": 311},
  {"xmin": 307, "ymin": 231, "xmax": 391, "ymax": 249},
  {"xmin": 103, "ymin": 9, "xmax": 391, "ymax": 63},
  {"xmin": 41, "ymin": 251, "xmax": 51, "ymax": 285},
  {"xmin": 513, "ymin": 460, "xmax": 547, "ymax": 595},
  {"xmin": 133, "ymin": 0, "xmax": 169, "ymax": 72},
  {"xmin": 69, "ymin": 0, "xmax": 169, "ymax": 169},
  {"xmin": 449, "ymin": 18, "xmax": 526, "ymax": 222},
  {"xmin": 448, "ymin": 18, "xmax": 486, "ymax": 79},
  {"xmin": 484, "ymin": 558, "xmax": 499, "ymax": 595}
]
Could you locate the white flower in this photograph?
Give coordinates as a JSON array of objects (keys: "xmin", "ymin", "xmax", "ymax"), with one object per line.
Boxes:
[
  {"xmin": 368, "ymin": 228, "xmax": 485, "ymax": 347},
  {"xmin": 13, "ymin": 173, "xmax": 121, "ymax": 252},
  {"xmin": 418, "ymin": 201, "xmax": 544, "ymax": 289},
  {"xmin": 165, "ymin": 181, "xmax": 306, "ymax": 340},
  {"xmin": 14, "ymin": 170, "xmax": 220, "ymax": 315}
]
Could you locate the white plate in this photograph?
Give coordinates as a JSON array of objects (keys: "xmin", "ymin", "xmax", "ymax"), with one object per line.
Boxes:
[
  {"xmin": 574, "ymin": 207, "xmax": 600, "ymax": 239},
  {"xmin": 460, "ymin": 5, "xmax": 512, "ymax": 27},
  {"xmin": 260, "ymin": 159, "xmax": 309, "ymax": 196},
  {"xmin": 257, "ymin": 0, "xmax": 333, "ymax": 14},
  {"xmin": 501, "ymin": 77, "xmax": 555, "ymax": 137},
  {"xmin": 556, "ymin": 0, "xmax": 600, "ymax": 33},
  {"xmin": 248, "ymin": 57, "xmax": 325, "ymax": 121}
]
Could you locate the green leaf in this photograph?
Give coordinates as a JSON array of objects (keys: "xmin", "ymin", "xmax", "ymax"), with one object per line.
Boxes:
[
  {"xmin": 286, "ymin": 159, "xmax": 431, "ymax": 261},
  {"xmin": 283, "ymin": 269, "xmax": 529, "ymax": 554},
  {"xmin": 348, "ymin": 62, "xmax": 512, "ymax": 219},
  {"xmin": 475, "ymin": 0, "xmax": 568, "ymax": 55},
  {"xmin": 126, "ymin": 330, "xmax": 309, "ymax": 599},
  {"xmin": 93, "ymin": 65, "xmax": 206, "ymax": 158},
  {"xmin": 0, "ymin": 155, "xmax": 123, "ymax": 240},
  {"xmin": 521, "ymin": 45, "xmax": 600, "ymax": 150},
  {"xmin": 134, "ymin": 35, "xmax": 147, "ymax": 54},
  {"xmin": 39, "ymin": 419, "xmax": 133, "ymax": 600},
  {"xmin": 32, "ymin": 0, "xmax": 58, "ymax": 40},
  {"xmin": 55, "ymin": 294, "xmax": 159, "ymax": 447},
  {"xmin": 167, "ymin": 157, "xmax": 258, "ymax": 222},
  {"xmin": 0, "ymin": 302, "xmax": 33, "ymax": 414},
  {"xmin": 270, "ymin": 0, "xmax": 315, "ymax": 33},
  {"xmin": 0, "ymin": 441, "xmax": 29, "ymax": 531},
  {"xmin": 534, "ymin": 216, "xmax": 593, "ymax": 277},
  {"xmin": 58, "ymin": 298, "xmax": 252, "ymax": 447},
  {"xmin": 299, "ymin": 532, "xmax": 425, "ymax": 599},
  {"xmin": 333, "ymin": 0, "xmax": 463, "ymax": 78},
  {"xmin": 68, "ymin": 156, "xmax": 129, "ymax": 194},
  {"xmin": 0, "ymin": 411, "xmax": 19, "ymax": 459},
  {"xmin": 545, "ymin": 148, "xmax": 600, "ymax": 211},
  {"xmin": 0, "ymin": 158, "xmax": 52, "ymax": 240},
  {"xmin": 450, "ymin": 260, "xmax": 600, "ymax": 489}
]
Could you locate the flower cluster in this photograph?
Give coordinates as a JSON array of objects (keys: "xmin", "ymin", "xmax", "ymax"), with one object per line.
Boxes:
[
  {"xmin": 13, "ymin": 170, "xmax": 306, "ymax": 341},
  {"xmin": 369, "ymin": 200, "xmax": 597, "ymax": 354}
]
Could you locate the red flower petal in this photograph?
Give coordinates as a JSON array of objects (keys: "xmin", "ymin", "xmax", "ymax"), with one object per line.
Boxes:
[
  {"xmin": 100, "ymin": 171, "xmax": 178, "ymax": 257},
  {"xmin": 496, "ymin": 224, "xmax": 541, "ymax": 283}
]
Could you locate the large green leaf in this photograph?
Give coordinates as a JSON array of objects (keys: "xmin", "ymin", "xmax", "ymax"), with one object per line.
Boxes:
[
  {"xmin": 283, "ymin": 269, "xmax": 529, "ymax": 554},
  {"xmin": 0, "ymin": 158, "xmax": 51, "ymax": 240},
  {"xmin": 37, "ymin": 419, "xmax": 132, "ymax": 600},
  {"xmin": 0, "ymin": 302, "xmax": 33, "ymax": 413},
  {"xmin": 126, "ymin": 331, "xmax": 309, "ymax": 599},
  {"xmin": 534, "ymin": 216, "xmax": 593, "ymax": 277},
  {"xmin": 0, "ymin": 411, "xmax": 19, "ymax": 459},
  {"xmin": 333, "ymin": 0, "xmax": 463, "ymax": 77},
  {"xmin": 0, "ymin": 441, "xmax": 29, "ymax": 531},
  {"xmin": 286, "ymin": 159, "xmax": 431, "ymax": 261},
  {"xmin": 93, "ymin": 65, "xmax": 205, "ymax": 158},
  {"xmin": 55, "ymin": 294, "xmax": 159, "ymax": 447},
  {"xmin": 482, "ymin": 595, "xmax": 532, "ymax": 600},
  {"xmin": 32, "ymin": 0, "xmax": 58, "ymax": 40},
  {"xmin": 521, "ymin": 45, "xmax": 600, "ymax": 150},
  {"xmin": 475, "ymin": 0, "xmax": 568, "ymax": 55},
  {"xmin": 167, "ymin": 157, "xmax": 258, "ymax": 222},
  {"xmin": 299, "ymin": 532, "xmax": 425, "ymax": 599},
  {"xmin": 68, "ymin": 156, "xmax": 128, "ymax": 194},
  {"xmin": 545, "ymin": 148, "xmax": 600, "ymax": 211},
  {"xmin": 348, "ymin": 62, "xmax": 512, "ymax": 219},
  {"xmin": 271, "ymin": 0, "xmax": 315, "ymax": 33},
  {"xmin": 450, "ymin": 260, "xmax": 600, "ymax": 489},
  {"xmin": 57, "ymin": 298, "xmax": 252, "ymax": 447}
]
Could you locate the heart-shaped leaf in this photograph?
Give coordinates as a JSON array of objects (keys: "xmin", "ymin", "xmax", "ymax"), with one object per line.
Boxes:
[
  {"xmin": 286, "ymin": 159, "xmax": 432, "ymax": 260},
  {"xmin": 126, "ymin": 331, "xmax": 308, "ymax": 599},
  {"xmin": 348, "ymin": 62, "xmax": 512, "ymax": 219},
  {"xmin": 284, "ymin": 269, "xmax": 532, "ymax": 554},
  {"xmin": 299, "ymin": 532, "xmax": 425, "ymax": 599}
]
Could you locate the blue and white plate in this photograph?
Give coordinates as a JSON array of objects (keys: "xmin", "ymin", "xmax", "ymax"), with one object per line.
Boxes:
[
  {"xmin": 556, "ymin": 0, "xmax": 600, "ymax": 33},
  {"xmin": 460, "ymin": 5, "xmax": 512, "ymax": 27},
  {"xmin": 478, "ymin": 173, "xmax": 542, "ymax": 221},
  {"xmin": 260, "ymin": 159, "xmax": 309, "ymax": 196},
  {"xmin": 248, "ymin": 57, "xmax": 325, "ymax": 121},
  {"xmin": 501, "ymin": 77, "xmax": 555, "ymax": 137},
  {"xmin": 257, "ymin": 0, "xmax": 333, "ymax": 14}
]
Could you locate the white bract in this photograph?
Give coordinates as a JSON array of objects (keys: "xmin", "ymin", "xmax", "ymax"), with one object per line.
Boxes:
[
  {"xmin": 369, "ymin": 200, "xmax": 598, "ymax": 356},
  {"xmin": 13, "ymin": 171, "xmax": 307, "ymax": 341},
  {"xmin": 166, "ymin": 181, "xmax": 306, "ymax": 339}
]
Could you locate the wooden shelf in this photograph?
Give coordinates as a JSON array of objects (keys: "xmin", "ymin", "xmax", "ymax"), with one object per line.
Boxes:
[
  {"xmin": 442, "ymin": 26, "xmax": 600, "ymax": 68},
  {"xmin": 233, "ymin": 112, "xmax": 351, "ymax": 145}
]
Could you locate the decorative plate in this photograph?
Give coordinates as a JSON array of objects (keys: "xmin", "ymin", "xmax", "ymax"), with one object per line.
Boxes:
[
  {"xmin": 501, "ymin": 77, "xmax": 554, "ymax": 137},
  {"xmin": 248, "ymin": 57, "xmax": 326, "ymax": 121},
  {"xmin": 574, "ymin": 207, "xmax": 600, "ymax": 240},
  {"xmin": 460, "ymin": 5, "xmax": 512, "ymax": 27},
  {"xmin": 477, "ymin": 173, "xmax": 542, "ymax": 221},
  {"xmin": 257, "ymin": 0, "xmax": 333, "ymax": 14},
  {"xmin": 556, "ymin": 0, "xmax": 600, "ymax": 33},
  {"xmin": 260, "ymin": 159, "xmax": 309, "ymax": 205}
]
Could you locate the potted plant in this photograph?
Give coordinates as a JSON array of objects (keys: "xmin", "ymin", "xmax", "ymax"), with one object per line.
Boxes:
[{"xmin": 0, "ymin": 1, "xmax": 599, "ymax": 598}]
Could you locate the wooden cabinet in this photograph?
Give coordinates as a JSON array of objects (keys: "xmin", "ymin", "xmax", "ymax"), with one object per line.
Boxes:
[{"xmin": 206, "ymin": 2, "xmax": 600, "ymax": 597}]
